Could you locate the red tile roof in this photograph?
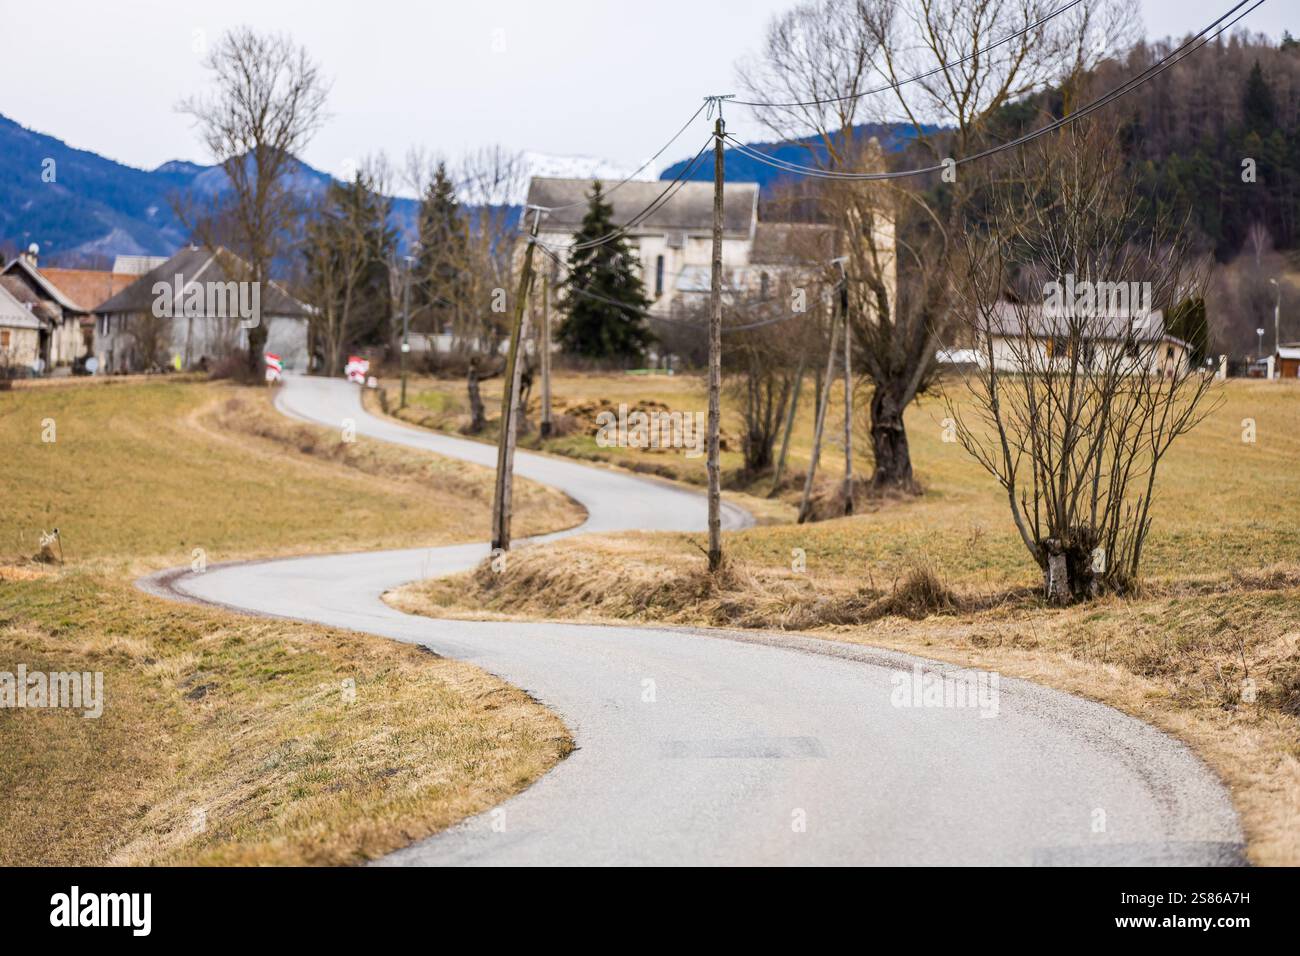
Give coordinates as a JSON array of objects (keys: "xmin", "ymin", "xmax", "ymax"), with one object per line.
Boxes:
[{"xmin": 40, "ymin": 267, "xmax": 136, "ymax": 312}]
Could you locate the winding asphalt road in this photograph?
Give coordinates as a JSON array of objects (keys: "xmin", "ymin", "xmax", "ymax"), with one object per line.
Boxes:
[{"xmin": 141, "ymin": 375, "xmax": 1244, "ymax": 865}]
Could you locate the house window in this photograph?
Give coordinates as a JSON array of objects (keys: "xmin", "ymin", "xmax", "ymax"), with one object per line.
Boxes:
[
  {"xmin": 1, "ymin": 330, "xmax": 10, "ymax": 349},
  {"xmin": 655, "ymin": 255, "xmax": 665, "ymax": 298},
  {"xmin": 760, "ymin": 272, "xmax": 770, "ymax": 300}
]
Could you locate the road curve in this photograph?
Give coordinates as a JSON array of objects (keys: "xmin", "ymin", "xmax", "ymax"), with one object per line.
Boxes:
[{"xmin": 141, "ymin": 375, "xmax": 1244, "ymax": 865}]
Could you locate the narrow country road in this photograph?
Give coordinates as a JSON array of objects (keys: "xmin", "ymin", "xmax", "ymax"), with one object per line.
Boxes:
[{"xmin": 141, "ymin": 375, "xmax": 1244, "ymax": 865}]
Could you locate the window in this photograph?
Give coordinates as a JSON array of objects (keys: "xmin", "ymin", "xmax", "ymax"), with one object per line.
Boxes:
[
  {"xmin": 0, "ymin": 330, "xmax": 10, "ymax": 349},
  {"xmin": 655, "ymin": 255, "xmax": 665, "ymax": 298},
  {"xmin": 760, "ymin": 272, "xmax": 770, "ymax": 300}
]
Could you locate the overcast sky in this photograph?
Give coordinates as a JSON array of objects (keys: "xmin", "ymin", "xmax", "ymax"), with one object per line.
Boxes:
[{"xmin": 0, "ymin": 0, "xmax": 1289, "ymax": 183}]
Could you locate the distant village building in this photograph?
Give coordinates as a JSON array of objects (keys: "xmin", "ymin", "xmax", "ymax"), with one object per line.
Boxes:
[
  {"xmin": 523, "ymin": 178, "xmax": 849, "ymax": 316},
  {"xmin": 94, "ymin": 245, "xmax": 310, "ymax": 373},
  {"xmin": 111, "ymin": 255, "xmax": 169, "ymax": 276},
  {"xmin": 974, "ymin": 301, "xmax": 1191, "ymax": 377},
  {"xmin": 0, "ymin": 280, "xmax": 44, "ymax": 374},
  {"xmin": 0, "ymin": 245, "xmax": 91, "ymax": 374},
  {"xmin": 1276, "ymin": 343, "xmax": 1300, "ymax": 379}
]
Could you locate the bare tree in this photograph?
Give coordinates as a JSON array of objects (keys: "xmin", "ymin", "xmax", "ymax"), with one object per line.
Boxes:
[
  {"xmin": 456, "ymin": 146, "xmax": 528, "ymax": 355},
  {"xmin": 179, "ymin": 27, "xmax": 329, "ymax": 380},
  {"xmin": 725, "ymin": 285, "xmax": 807, "ymax": 476},
  {"xmin": 126, "ymin": 311, "xmax": 170, "ymax": 372},
  {"xmin": 950, "ymin": 121, "xmax": 1218, "ymax": 604},
  {"xmin": 738, "ymin": 0, "xmax": 1133, "ymax": 493}
]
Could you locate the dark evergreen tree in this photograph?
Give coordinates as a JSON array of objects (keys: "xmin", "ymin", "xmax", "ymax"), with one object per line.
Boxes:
[
  {"xmin": 415, "ymin": 162, "xmax": 467, "ymax": 332},
  {"xmin": 1242, "ymin": 61, "xmax": 1277, "ymax": 136},
  {"xmin": 1166, "ymin": 296, "xmax": 1209, "ymax": 367},
  {"xmin": 557, "ymin": 182, "xmax": 653, "ymax": 362},
  {"xmin": 333, "ymin": 172, "xmax": 397, "ymax": 348}
]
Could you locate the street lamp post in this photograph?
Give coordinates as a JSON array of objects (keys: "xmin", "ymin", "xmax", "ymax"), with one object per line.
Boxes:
[{"xmin": 1269, "ymin": 278, "xmax": 1281, "ymax": 375}]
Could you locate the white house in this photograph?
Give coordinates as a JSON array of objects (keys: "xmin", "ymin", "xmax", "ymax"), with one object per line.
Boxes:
[
  {"xmin": 523, "ymin": 178, "xmax": 857, "ymax": 317},
  {"xmin": 0, "ymin": 280, "xmax": 43, "ymax": 375},
  {"xmin": 972, "ymin": 300, "xmax": 1192, "ymax": 377}
]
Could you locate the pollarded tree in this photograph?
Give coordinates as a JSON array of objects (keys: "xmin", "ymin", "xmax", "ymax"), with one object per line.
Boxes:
[
  {"xmin": 557, "ymin": 182, "xmax": 653, "ymax": 363},
  {"xmin": 950, "ymin": 120, "xmax": 1218, "ymax": 604},
  {"xmin": 737, "ymin": 0, "xmax": 1132, "ymax": 493}
]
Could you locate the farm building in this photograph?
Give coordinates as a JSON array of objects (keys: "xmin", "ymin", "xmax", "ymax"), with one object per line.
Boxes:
[
  {"xmin": 93, "ymin": 246, "xmax": 311, "ymax": 373},
  {"xmin": 0, "ymin": 246, "xmax": 92, "ymax": 373},
  {"xmin": 974, "ymin": 300, "xmax": 1192, "ymax": 377}
]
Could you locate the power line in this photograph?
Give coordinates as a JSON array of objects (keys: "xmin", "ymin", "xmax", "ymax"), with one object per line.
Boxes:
[
  {"xmin": 722, "ymin": 0, "xmax": 1264, "ymax": 183},
  {"xmin": 732, "ymin": 0, "xmax": 1085, "ymax": 109},
  {"xmin": 536, "ymin": 137, "xmax": 714, "ymax": 253},
  {"xmin": 541, "ymin": 101, "xmax": 710, "ymax": 212}
]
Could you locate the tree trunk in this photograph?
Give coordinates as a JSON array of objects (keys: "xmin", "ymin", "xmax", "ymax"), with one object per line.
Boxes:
[
  {"xmin": 247, "ymin": 322, "xmax": 268, "ymax": 380},
  {"xmin": 467, "ymin": 358, "xmax": 486, "ymax": 433},
  {"xmin": 869, "ymin": 387, "xmax": 914, "ymax": 490},
  {"xmin": 1044, "ymin": 540, "xmax": 1071, "ymax": 607}
]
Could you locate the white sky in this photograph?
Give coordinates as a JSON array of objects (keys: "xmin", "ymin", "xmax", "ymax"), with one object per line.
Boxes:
[{"xmin": 0, "ymin": 0, "xmax": 1290, "ymax": 181}]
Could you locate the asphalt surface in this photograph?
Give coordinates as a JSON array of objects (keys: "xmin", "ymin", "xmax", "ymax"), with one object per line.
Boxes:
[{"xmin": 140, "ymin": 375, "xmax": 1245, "ymax": 865}]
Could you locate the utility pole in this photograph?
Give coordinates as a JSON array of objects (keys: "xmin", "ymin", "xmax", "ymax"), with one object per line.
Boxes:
[
  {"xmin": 838, "ymin": 263, "xmax": 853, "ymax": 515},
  {"xmin": 490, "ymin": 207, "xmax": 542, "ymax": 552},
  {"xmin": 400, "ymin": 254, "xmax": 412, "ymax": 409},
  {"xmin": 706, "ymin": 96, "xmax": 732, "ymax": 572},
  {"xmin": 540, "ymin": 271, "xmax": 553, "ymax": 438},
  {"xmin": 798, "ymin": 298, "xmax": 840, "ymax": 524}
]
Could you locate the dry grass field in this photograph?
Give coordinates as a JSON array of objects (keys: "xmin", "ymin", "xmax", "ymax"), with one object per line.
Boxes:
[
  {"xmin": 0, "ymin": 377, "xmax": 579, "ymax": 865},
  {"xmin": 385, "ymin": 371, "xmax": 1300, "ymax": 864}
]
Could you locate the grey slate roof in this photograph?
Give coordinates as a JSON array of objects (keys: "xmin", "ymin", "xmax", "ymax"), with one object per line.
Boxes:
[
  {"xmin": 1, "ymin": 257, "xmax": 86, "ymax": 315},
  {"xmin": 0, "ymin": 281, "xmax": 42, "ymax": 330},
  {"xmin": 97, "ymin": 246, "xmax": 310, "ymax": 317},
  {"xmin": 751, "ymin": 222, "xmax": 839, "ymax": 265},
  {"xmin": 0, "ymin": 275, "xmax": 59, "ymax": 324},
  {"xmin": 527, "ymin": 178, "xmax": 758, "ymax": 238}
]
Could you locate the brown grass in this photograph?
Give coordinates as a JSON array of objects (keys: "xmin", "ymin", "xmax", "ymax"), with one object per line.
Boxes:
[
  {"xmin": 0, "ymin": 569, "xmax": 569, "ymax": 866},
  {"xmin": 0, "ymin": 378, "xmax": 585, "ymax": 865}
]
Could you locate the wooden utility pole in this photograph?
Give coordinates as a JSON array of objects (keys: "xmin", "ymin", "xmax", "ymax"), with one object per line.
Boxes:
[
  {"xmin": 769, "ymin": 349, "xmax": 806, "ymax": 496},
  {"xmin": 840, "ymin": 279, "xmax": 853, "ymax": 515},
  {"xmin": 400, "ymin": 255, "xmax": 412, "ymax": 409},
  {"xmin": 706, "ymin": 101, "xmax": 730, "ymax": 572},
  {"xmin": 490, "ymin": 208, "xmax": 541, "ymax": 552},
  {"xmin": 798, "ymin": 301, "xmax": 840, "ymax": 524},
  {"xmin": 540, "ymin": 272, "xmax": 553, "ymax": 438}
]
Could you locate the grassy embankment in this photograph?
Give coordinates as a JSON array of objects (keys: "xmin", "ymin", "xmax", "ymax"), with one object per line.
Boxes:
[
  {"xmin": 385, "ymin": 372, "xmax": 1300, "ymax": 864},
  {"xmin": 0, "ymin": 378, "xmax": 582, "ymax": 865}
]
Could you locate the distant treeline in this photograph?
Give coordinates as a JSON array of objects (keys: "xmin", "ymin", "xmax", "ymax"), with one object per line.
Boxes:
[{"xmin": 989, "ymin": 31, "xmax": 1300, "ymax": 261}]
